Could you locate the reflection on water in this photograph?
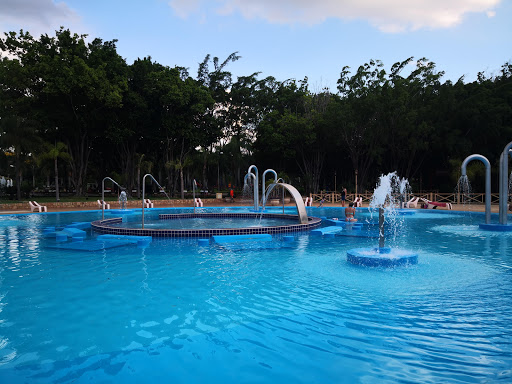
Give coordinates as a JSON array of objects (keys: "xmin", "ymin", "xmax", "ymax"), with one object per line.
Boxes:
[{"xmin": 0, "ymin": 208, "xmax": 510, "ymax": 383}]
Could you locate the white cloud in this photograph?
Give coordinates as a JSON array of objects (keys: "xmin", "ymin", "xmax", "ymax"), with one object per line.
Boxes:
[
  {"xmin": 169, "ymin": 0, "xmax": 201, "ymax": 19},
  {"xmin": 169, "ymin": 0, "xmax": 502, "ymax": 32},
  {"xmin": 0, "ymin": 0, "xmax": 81, "ymax": 37}
]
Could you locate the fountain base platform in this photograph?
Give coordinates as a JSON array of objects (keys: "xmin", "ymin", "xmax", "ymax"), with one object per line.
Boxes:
[
  {"xmin": 479, "ymin": 223, "xmax": 512, "ymax": 232},
  {"xmin": 347, "ymin": 247, "xmax": 418, "ymax": 267}
]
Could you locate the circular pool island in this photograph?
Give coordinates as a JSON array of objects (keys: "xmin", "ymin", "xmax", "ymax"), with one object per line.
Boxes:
[{"xmin": 92, "ymin": 212, "xmax": 322, "ymax": 238}]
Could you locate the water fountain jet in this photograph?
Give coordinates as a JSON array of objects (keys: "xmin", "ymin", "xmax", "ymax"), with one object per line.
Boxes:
[
  {"xmin": 192, "ymin": 179, "xmax": 198, "ymax": 213},
  {"xmin": 261, "ymin": 181, "xmax": 308, "ymax": 224},
  {"xmin": 347, "ymin": 172, "xmax": 418, "ymax": 267},
  {"xmin": 142, "ymin": 174, "xmax": 169, "ymax": 229},
  {"xmin": 101, "ymin": 177, "xmax": 124, "ymax": 220}
]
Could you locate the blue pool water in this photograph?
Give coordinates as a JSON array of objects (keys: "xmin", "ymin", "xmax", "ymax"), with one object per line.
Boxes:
[
  {"xmin": 0, "ymin": 207, "xmax": 512, "ymax": 383},
  {"xmin": 111, "ymin": 215, "xmax": 296, "ymax": 229}
]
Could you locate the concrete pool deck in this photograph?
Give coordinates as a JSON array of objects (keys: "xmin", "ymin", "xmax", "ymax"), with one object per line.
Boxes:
[{"xmin": 0, "ymin": 199, "xmax": 498, "ymax": 215}]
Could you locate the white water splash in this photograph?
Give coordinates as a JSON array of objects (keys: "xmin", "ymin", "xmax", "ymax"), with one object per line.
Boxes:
[{"xmin": 369, "ymin": 172, "xmax": 411, "ymax": 208}]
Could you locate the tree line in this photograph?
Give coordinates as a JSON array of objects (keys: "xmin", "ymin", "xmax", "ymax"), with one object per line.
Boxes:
[{"xmin": 1, "ymin": 28, "xmax": 511, "ymax": 201}]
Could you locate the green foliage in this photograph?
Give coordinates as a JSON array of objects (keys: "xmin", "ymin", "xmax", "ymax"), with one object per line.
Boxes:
[{"xmin": 1, "ymin": 26, "xmax": 512, "ymax": 197}]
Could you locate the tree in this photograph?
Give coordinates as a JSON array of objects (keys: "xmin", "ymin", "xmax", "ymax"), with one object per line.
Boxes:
[
  {"xmin": 38, "ymin": 141, "xmax": 71, "ymax": 201},
  {"xmin": 379, "ymin": 58, "xmax": 443, "ymax": 178},
  {"xmin": 334, "ymin": 60, "xmax": 387, "ymax": 191},
  {"xmin": 1, "ymin": 28, "xmax": 129, "ymax": 196},
  {"xmin": 106, "ymin": 57, "xmax": 164, "ymax": 192},
  {"xmin": 149, "ymin": 66, "xmax": 215, "ymax": 197},
  {"xmin": 0, "ymin": 117, "xmax": 39, "ymax": 199},
  {"xmin": 0, "ymin": 31, "xmax": 40, "ymax": 199},
  {"xmin": 197, "ymin": 52, "xmax": 240, "ymax": 187}
]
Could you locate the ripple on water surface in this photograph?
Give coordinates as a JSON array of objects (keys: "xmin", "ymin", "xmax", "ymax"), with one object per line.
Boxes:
[{"xmin": 0, "ymin": 210, "xmax": 511, "ymax": 383}]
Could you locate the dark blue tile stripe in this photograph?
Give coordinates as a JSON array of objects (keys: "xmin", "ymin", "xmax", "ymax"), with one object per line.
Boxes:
[{"xmin": 91, "ymin": 213, "xmax": 321, "ymax": 238}]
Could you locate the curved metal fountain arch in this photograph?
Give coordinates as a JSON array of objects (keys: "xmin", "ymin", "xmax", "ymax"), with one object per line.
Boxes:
[
  {"xmin": 101, "ymin": 177, "xmax": 123, "ymax": 220},
  {"xmin": 263, "ymin": 182, "xmax": 309, "ymax": 224},
  {"xmin": 461, "ymin": 154, "xmax": 491, "ymax": 224},
  {"xmin": 93, "ymin": 178, "xmax": 318, "ymax": 236},
  {"xmin": 244, "ymin": 172, "xmax": 257, "ymax": 210},
  {"xmin": 261, "ymin": 169, "xmax": 278, "ymax": 207},
  {"xmin": 499, "ymin": 142, "xmax": 512, "ymax": 224},
  {"xmin": 247, "ymin": 165, "xmax": 259, "ymax": 211}
]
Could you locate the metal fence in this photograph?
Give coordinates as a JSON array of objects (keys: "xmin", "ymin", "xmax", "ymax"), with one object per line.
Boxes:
[{"xmin": 310, "ymin": 192, "xmax": 502, "ymax": 205}]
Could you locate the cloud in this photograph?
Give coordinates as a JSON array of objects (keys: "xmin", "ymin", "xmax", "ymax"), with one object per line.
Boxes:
[
  {"xmin": 0, "ymin": 0, "xmax": 81, "ymax": 37},
  {"xmin": 169, "ymin": 0, "xmax": 202, "ymax": 19},
  {"xmin": 169, "ymin": 0, "xmax": 502, "ymax": 32}
]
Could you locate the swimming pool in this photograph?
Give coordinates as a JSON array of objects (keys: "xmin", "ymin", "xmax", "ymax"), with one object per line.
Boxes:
[
  {"xmin": 92, "ymin": 210, "xmax": 321, "ymax": 237},
  {"xmin": 112, "ymin": 216, "xmax": 293, "ymax": 229},
  {"xmin": 0, "ymin": 207, "xmax": 511, "ymax": 383}
]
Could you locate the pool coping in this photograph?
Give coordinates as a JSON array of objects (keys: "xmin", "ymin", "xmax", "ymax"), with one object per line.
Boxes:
[{"xmin": 91, "ymin": 212, "xmax": 322, "ymax": 237}]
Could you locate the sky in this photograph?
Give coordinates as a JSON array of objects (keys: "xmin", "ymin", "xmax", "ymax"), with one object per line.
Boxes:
[{"xmin": 0, "ymin": 0, "xmax": 511, "ymax": 92}]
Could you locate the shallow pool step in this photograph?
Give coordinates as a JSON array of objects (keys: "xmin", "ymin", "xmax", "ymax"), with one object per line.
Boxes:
[
  {"xmin": 325, "ymin": 219, "xmax": 364, "ymax": 228},
  {"xmin": 212, "ymin": 234, "xmax": 272, "ymax": 244},
  {"xmin": 217, "ymin": 242, "xmax": 289, "ymax": 251},
  {"xmin": 66, "ymin": 222, "xmax": 91, "ymax": 230},
  {"xmin": 96, "ymin": 234, "xmax": 152, "ymax": 242},
  {"xmin": 335, "ymin": 231, "xmax": 381, "ymax": 239},
  {"xmin": 46, "ymin": 228, "xmax": 87, "ymax": 240},
  {"xmin": 311, "ymin": 226, "xmax": 345, "ymax": 236},
  {"xmin": 46, "ymin": 239, "xmax": 138, "ymax": 252},
  {"xmin": 96, "ymin": 234, "xmax": 152, "ymax": 246}
]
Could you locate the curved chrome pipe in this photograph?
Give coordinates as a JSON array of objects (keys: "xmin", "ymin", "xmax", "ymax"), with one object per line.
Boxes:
[
  {"xmin": 261, "ymin": 169, "xmax": 278, "ymax": 207},
  {"xmin": 461, "ymin": 154, "xmax": 491, "ymax": 224},
  {"xmin": 244, "ymin": 172, "xmax": 257, "ymax": 210},
  {"xmin": 142, "ymin": 174, "xmax": 166, "ymax": 229},
  {"xmin": 263, "ymin": 182, "xmax": 308, "ymax": 224},
  {"xmin": 247, "ymin": 165, "xmax": 259, "ymax": 211},
  {"xmin": 499, "ymin": 143, "xmax": 512, "ymax": 224},
  {"xmin": 102, "ymin": 177, "xmax": 123, "ymax": 220}
]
